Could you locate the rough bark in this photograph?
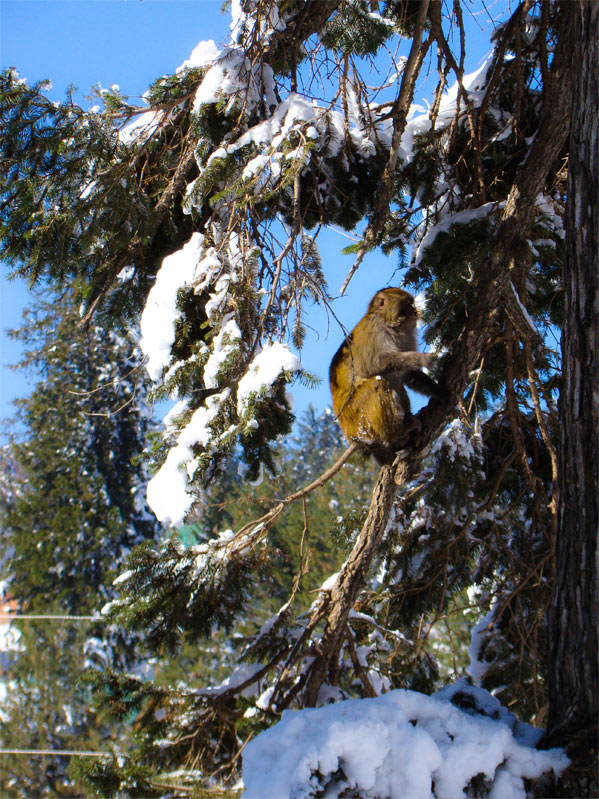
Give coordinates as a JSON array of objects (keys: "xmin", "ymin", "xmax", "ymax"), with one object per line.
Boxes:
[
  {"xmin": 303, "ymin": 463, "xmax": 398, "ymax": 706},
  {"xmin": 541, "ymin": 2, "xmax": 598, "ymax": 795}
]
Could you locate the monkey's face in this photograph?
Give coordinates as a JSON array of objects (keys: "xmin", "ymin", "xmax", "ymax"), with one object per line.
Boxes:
[{"xmin": 368, "ymin": 288, "xmax": 418, "ymax": 327}]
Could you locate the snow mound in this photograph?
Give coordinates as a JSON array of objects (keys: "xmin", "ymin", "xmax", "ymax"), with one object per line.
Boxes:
[{"xmin": 242, "ymin": 687, "xmax": 568, "ymax": 799}]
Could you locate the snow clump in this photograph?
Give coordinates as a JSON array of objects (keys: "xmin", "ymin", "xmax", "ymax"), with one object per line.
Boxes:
[
  {"xmin": 242, "ymin": 686, "xmax": 568, "ymax": 799},
  {"xmin": 146, "ymin": 390, "xmax": 229, "ymax": 527},
  {"xmin": 140, "ymin": 233, "xmax": 205, "ymax": 381},
  {"xmin": 237, "ymin": 342, "xmax": 301, "ymax": 418}
]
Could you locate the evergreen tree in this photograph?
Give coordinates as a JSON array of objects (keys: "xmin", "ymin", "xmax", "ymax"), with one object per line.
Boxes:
[
  {"xmin": 4, "ymin": 290, "xmax": 158, "ymax": 613},
  {"xmin": 0, "ymin": 288, "xmax": 160, "ymax": 797},
  {"xmin": 1, "ymin": 1, "xmax": 595, "ymax": 796}
]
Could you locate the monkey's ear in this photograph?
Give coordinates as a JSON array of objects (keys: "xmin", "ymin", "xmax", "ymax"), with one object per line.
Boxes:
[{"xmin": 374, "ymin": 293, "xmax": 386, "ymax": 308}]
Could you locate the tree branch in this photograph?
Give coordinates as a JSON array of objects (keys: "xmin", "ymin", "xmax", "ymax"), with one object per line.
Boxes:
[
  {"xmin": 340, "ymin": 0, "xmax": 432, "ymax": 294},
  {"xmin": 303, "ymin": 462, "xmax": 397, "ymax": 705},
  {"xmin": 408, "ymin": 2, "xmax": 574, "ymax": 455},
  {"xmin": 229, "ymin": 443, "xmax": 359, "ymax": 557}
]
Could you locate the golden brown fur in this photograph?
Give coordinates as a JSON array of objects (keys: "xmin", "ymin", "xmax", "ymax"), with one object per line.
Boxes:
[{"xmin": 329, "ymin": 287, "xmax": 445, "ymax": 463}]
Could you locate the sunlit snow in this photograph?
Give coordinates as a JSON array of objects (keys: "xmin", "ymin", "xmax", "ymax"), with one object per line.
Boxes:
[
  {"xmin": 237, "ymin": 342, "xmax": 301, "ymax": 417},
  {"xmin": 140, "ymin": 233, "xmax": 205, "ymax": 381},
  {"xmin": 243, "ymin": 685, "xmax": 568, "ymax": 799},
  {"xmin": 177, "ymin": 39, "xmax": 220, "ymax": 73},
  {"xmin": 146, "ymin": 390, "xmax": 229, "ymax": 526}
]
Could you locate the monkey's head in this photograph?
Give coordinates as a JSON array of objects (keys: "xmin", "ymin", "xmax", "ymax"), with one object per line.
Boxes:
[{"xmin": 367, "ymin": 287, "xmax": 418, "ymax": 327}]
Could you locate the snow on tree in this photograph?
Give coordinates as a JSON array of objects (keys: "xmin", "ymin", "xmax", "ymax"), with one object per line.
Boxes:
[{"xmin": 1, "ymin": 0, "xmax": 596, "ymax": 796}]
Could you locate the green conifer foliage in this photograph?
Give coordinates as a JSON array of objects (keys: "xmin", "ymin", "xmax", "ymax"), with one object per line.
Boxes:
[
  {"xmin": 0, "ymin": 289, "xmax": 160, "ymax": 797},
  {"xmin": 4, "ymin": 291, "xmax": 157, "ymax": 613}
]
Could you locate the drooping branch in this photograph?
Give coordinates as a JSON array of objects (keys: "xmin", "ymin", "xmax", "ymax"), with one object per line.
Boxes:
[
  {"xmin": 80, "ymin": 139, "xmax": 202, "ymax": 327},
  {"xmin": 79, "ymin": 1, "xmax": 345, "ymax": 325}
]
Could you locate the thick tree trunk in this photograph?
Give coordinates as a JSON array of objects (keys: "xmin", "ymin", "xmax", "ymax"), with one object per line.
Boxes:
[{"xmin": 543, "ymin": 2, "xmax": 598, "ymax": 795}]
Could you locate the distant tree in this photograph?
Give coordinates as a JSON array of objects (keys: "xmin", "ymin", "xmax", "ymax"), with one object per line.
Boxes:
[
  {"xmin": 0, "ymin": 288, "xmax": 160, "ymax": 797},
  {"xmin": 0, "ymin": 443, "xmax": 23, "ymax": 574},
  {"xmin": 196, "ymin": 406, "xmax": 378, "ymax": 603},
  {"xmin": 1, "ymin": 1, "xmax": 594, "ymax": 796},
  {"xmin": 4, "ymin": 290, "xmax": 158, "ymax": 612}
]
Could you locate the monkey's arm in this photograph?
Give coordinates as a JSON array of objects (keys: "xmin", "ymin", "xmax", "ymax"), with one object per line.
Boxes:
[
  {"xmin": 374, "ymin": 350, "xmax": 434, "ymax": 374},
  {"xmin": 404, "ymin": 369, "xmax": 448, "ymax": 402}
]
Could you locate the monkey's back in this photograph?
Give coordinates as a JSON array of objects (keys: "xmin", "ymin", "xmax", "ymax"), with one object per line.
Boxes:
[{"xmin": 329, "ymin": 335, "xmax": 406, "ymax": 462}]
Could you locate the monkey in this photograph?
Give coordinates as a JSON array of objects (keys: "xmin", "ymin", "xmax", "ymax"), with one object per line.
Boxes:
[{"xmin": 329, "ymin": 287, "xmax": 446, "ymax": 464}]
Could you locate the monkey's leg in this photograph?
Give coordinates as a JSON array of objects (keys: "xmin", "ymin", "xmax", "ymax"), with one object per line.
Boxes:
[{"xmin": 338, "ymin": 377, "xmax": 407, "ymax": 463}]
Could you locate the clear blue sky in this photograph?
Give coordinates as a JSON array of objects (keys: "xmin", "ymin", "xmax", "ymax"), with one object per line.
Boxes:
[{"xmin": 0, "ymin": 0, "xmax": 498, "ymax": 432}]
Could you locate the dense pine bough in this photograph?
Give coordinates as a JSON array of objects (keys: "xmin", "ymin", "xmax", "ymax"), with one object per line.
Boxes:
[{"xmin": 1, "ymin": 0, "xmax": 592, "ymax": 796}]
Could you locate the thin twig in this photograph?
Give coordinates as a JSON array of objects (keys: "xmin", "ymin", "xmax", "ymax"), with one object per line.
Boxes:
[{"xmin": 231, "ymin": 443, "xmax": 358, "ymax": 549}]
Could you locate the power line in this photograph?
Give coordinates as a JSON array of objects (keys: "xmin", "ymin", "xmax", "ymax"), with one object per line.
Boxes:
[
  {"xmin": 0, "ymin": 614, "xmax": 104, "ymax": 621},
  {"xmin": 0, "ymin": 749, "xmax": 108, "ymax": 758}
]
